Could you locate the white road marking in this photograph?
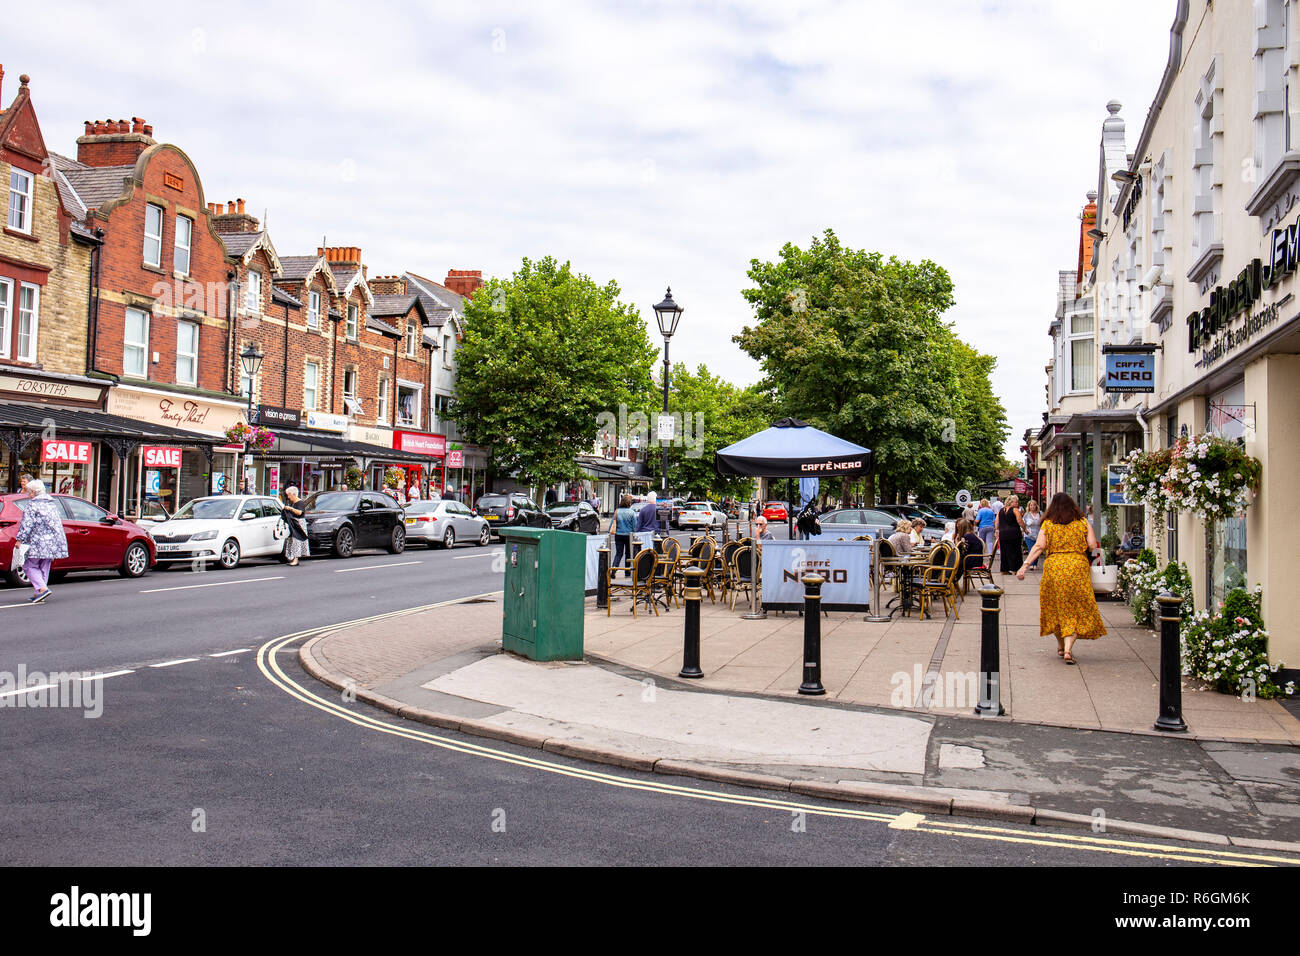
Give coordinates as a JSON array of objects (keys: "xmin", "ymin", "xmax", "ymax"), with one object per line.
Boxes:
[
  {"xmin": 334, "ymin": 561, "xmax": 422, "ymax": 573},
  {"xmin": 149, "ymin": 658, "xmax": 199, "ymax": 668},
  {"xmin": 80, "ymin": 670, "xmax": 133, "ymax": 681},
  {"xmin": 209, "ymin": 649, "xmax": 249, "ymax": 658},
  {"xmin": 453, "ymin": 551, "xmax": 503, "ymax": 560},
  {"xmin": 140, "ymin": 576, "xmax": 284, "ymax": 593},
  {"xmin": 0, "ymin": 683, "xmax": 57, "ymax": 698},
  {"xmin": 0, "ymin": 603, "xmax": 31, "ymax": 609}
]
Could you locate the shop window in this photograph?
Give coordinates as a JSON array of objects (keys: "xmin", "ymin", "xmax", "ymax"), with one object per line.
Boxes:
[
  {"xmin": 176, "ymin": 321, "xmax": 198, "ymax": 386},
  {"xmin": 304, "ymin": 360, "xmax": 319, "ymax": 411},
  {"xmin": 124, "ymin": 307, "xmax": 149, "ymax": 378},
  {"xmin": 8, "ymin": 168, "xmax": 33, "ymax": 233},
  {"xmin": 144, "ymin": 203, "xmax": 164, "ymax": 267},
  {"xmin": 174, "ymin": 214, "xmax": 193, "ymax": 275}
]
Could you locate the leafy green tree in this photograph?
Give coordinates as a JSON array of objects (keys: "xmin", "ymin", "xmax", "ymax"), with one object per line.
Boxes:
[
  {"xmin": 640, "ymin": 363, "xmax": 774, "ymax": 500},
  {"xmin": 452, "ymin": 257, "xmax": 655, "ymax": 502},
  {"xmin": 735, "ymin": 229, "xmax": 1006, "ymax": 503}
]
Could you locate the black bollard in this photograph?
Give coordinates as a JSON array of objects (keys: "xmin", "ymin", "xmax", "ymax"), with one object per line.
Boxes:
[
  {"xmin": 1154, "ymin": 591, "xmax": 1188, "ymax": 732},
  {"xmin": 597, "ymin": 547, "xmax": 610, "ymax": 610},
  {"xmin": 974, "ymin": 587, "xmax": 1005, "ymax": 716},
  {"xmin": 679, "ymin": 567, "xmax": 705, "ymax": 679},
  {"xmin": 798, "ymin": 574, "xmax": 826, "ymax": 695}
]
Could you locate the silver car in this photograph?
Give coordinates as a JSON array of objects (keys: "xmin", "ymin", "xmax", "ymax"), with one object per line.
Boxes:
[
  {"xmin": 811, "ymin": 508, "xmax": 944, "ymax": 544},
  {"xmin": 404, "ymin": 499, "xmax": 491, "ymax": 549}
]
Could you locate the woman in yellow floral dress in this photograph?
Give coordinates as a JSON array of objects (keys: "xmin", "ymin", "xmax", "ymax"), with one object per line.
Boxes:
[{"xmin": 1016, "ymin": 492, "xmax": 1106, "ymax": 663}]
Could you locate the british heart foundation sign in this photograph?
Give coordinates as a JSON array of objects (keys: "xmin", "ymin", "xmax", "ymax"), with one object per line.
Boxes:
[
  {"xmin": 142, "ymin": 446, "xmax": 183, "ymax": 468},
  {"xmin": 41, "ymin": 440, "xmax": 93, "ymax": 464}
]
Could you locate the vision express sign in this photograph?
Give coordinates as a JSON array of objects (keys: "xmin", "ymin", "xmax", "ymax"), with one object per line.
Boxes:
[{"xmin": 759, "ymin": 540, "xmax": 872, "ymax": 611}]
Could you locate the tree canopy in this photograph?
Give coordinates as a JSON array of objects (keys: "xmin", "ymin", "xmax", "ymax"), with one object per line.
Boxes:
[
  {"xmin": 452, "ymin": 256, "xmax": 655, "ymax": 498},
  {"xmin": 734, "ymin": 229, "xmax": 1007, "ymax": 502}
]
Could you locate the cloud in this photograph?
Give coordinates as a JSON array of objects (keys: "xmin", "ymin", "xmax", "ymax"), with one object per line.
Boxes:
[{"xmin": 16, "ymin": 0, "xmax": 1177, "ymax": 461}]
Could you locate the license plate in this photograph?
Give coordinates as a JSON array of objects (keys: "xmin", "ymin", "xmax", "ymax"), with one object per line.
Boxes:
[
  {"xmin": 156, "ymin": 543, "xmax": 182, "ymax": 553},
  {"xmin": 485, "ymin": 514, "xmax": 498, "ymax": 521},
  {"xmin": 405, "ymin": 517, "xmax": 416, "ymax": 525}
]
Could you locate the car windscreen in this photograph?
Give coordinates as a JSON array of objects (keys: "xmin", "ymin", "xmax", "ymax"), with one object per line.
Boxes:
[
  {"xmin": 547, "ymin": 504, "xmax": 576, "ymax": 513},
  {"xmin": 685, "ymin": 503, "xmax": 711, "ymax": 511},
  {"xmin": 477, "ymin": 496, "xmax": 507, "ymax": 509},
  {"xmin": 172, "ymin": 499, "xmax": 240, "ymax": 521},
  {"xmin": 307, "ymin": 492, "xmax": 359, "ymax": 512},
  {"xmin": 405, "ymin": 500, "xmax": 439, "ymax": 513}
]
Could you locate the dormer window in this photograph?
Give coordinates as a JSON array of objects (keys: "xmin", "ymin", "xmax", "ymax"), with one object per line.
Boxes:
[
  {"xmin": 346, "ymin": 303, "xmax": 358, "ymax": 340},
  {"xmin": 405, "ymin": 322, "xmax": 417, "ymax": 357},
  {"xmin": 308, "ymin": 290, "xmax": 321, "ymax": 330},
  {"xmin": 245, "ymin": 270, "xmax": 262, "ymax": 314}
]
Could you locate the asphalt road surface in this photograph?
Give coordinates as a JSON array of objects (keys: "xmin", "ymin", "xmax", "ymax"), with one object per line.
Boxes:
[{"xmin": 0, "ymin": 538, "xmax": 1290, "ymax": 868}]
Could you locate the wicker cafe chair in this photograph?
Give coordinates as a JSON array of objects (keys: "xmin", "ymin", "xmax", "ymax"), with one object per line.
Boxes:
[
  {"xmin": 873, "ymin": 537, "xmax": 899, "ymax": 597},
  {"xmin": 961, "ymin": 542, "xmax": 995, "ymax": 596},
  {"xmin": 730, "ymin": 543, "xmax": 758, "ymax": 610},
  {"xmin": 719, "ymin": 540, "xmax": 742, "ymax": 605},
  {"xmin": 919, "ymin": 543, "xmax": 961, "ymax": 620},
  {"xmin": 652, "ymin": 537, "xmax": 683, "ymax": 610},
  {"xmin": 681, "ymin": 535, "xmax": 718, "ymax": 603},
  {"xmin": 607, "ymin": 548, "xmax": 659, "ymax": 617}
]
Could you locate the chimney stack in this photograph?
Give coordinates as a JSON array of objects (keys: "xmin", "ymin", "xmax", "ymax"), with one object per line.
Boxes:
[
  {"xmin": 443, "ymin": 269, "xmax": 485, "ymax": 299},
  {"xmin": 211, "ymin": 198, "xmax": 260, "ymax": 235},
  {"xmin": 369, "ymin": 275, "xmax": 407, "ymax": 295},
  {"xmin": 76, "ymin": 115, "xmax": 157, "ymax": 167}
]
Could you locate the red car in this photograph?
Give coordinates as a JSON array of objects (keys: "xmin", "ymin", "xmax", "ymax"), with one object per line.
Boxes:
[
  {"xmin": 0, "ymin": 493, "xmax": 156, "ymax": 587},
  {"xmin": 762, "ymin": 501, "xmax": 789, "ymax": 522}
]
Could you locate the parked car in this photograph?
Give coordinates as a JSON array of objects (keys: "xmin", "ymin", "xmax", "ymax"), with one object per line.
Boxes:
[
  {"xmin": 812, "ymin": 507, "xmax": 944, "ymax": 543},
  {"xmin": 405, "ymin": 499, "xmax": 491, "ymax": 549},
  {"xmin": 475, "ymin": 493, "xmax": 550, "ymax": 537},
  {"xmin": 677, "ymin": 501, "xmax": 727, "ymax": 530},
  {"xmin": 552, "ymin": 500, "xmax": 602, "ymax": 535},
  {"xmin": 302, "ymin": 490, "xmax": 407, "ymax": 557},
  {"xmin": 0, "ymin": 493, "xmax": 156, "ymax": 586},
  {"xmin": 875, "ymin": 504, "xmax": 946, "ymax": 530},
  {"xmin": 927, "ymin": 502, "xmax": 967, "ymax": 520},
  {"xmin": 147, "ymin": 494, "xmax": 287, "ymax": 570},
  {"xmin": 762, "ymin": 501, "xmax": 790, "ymax": 522}
]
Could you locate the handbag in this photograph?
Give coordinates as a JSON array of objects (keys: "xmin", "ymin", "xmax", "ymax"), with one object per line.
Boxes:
[{"xmin": 10, "ymin": 541, "xmax": 29, "ymax": 573}]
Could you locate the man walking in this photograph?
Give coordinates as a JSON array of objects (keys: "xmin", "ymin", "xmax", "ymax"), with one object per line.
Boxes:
[{"xmin": 637, "ymin": 491, "xmax": 659, "ymax": 533}]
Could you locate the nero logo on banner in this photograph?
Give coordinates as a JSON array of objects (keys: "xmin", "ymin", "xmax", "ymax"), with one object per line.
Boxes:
[
  {"xmin": 41, "ymin": 440, "xmax": 93, "ymax": 464},
  {"xmin": 142, "ymin": 446, "xmax": 182, "ymax": 468}
]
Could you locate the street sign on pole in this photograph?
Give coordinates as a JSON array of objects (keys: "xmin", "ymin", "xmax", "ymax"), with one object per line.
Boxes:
[{"xmin": 657, "ymin": 414, "xmax": 675, "ymax": 442}]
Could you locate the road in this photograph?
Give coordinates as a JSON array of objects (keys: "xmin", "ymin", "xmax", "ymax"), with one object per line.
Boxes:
[{"xmin": 0, "ymin": 536, "xmax": 1291, "ymax": 868}]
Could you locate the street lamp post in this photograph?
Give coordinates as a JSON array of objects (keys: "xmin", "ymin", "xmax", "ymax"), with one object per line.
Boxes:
[
  {"xmin": 652, "ymin": 288, "xmax": 683, "ymax": 515},
  {"xmin": 239, "ymin": 344, "xmax": 264, "ymax": 494}
]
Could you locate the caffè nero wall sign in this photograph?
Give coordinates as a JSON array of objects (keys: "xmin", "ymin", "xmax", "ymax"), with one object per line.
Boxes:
[{"xmin": 1186, "ymin": 218, "xmax": 1299, "ymax": 368}]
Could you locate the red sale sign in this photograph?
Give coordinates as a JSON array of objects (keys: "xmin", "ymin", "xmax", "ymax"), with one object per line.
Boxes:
[
  {"xmin": 143, "ymin": 446, "xmax": 182, "ymax": 468},
  {"xmin": 41, "ymin": 440, "xmax": 93, "ymax": 464}
]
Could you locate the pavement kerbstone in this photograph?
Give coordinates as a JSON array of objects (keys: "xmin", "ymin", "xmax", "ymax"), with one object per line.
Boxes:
[
  {"xmin": 1225, "ymin": 834, "xmax": 1300, "ymax": 853},
  {"xmin": 950, "ymin": 798, "xmax": 1036, "ymax": 823},
  {"xmin": 1093, "ymin": 820, "xmax": 1232, "ymax": 845},
  {"xmin": 542, "ymin": 739, "xmax": 659, "ymax": 772},
  {"xmin": 791, "ymin": 779, "xmax": 955, "ymax": 814},
  {"xmin": 653, "ymin": 759, "xmax": 794, "ymax": 792},
  {"xmin": 459, "ymin": 720, "xmax": 552, "ymax": 750}
]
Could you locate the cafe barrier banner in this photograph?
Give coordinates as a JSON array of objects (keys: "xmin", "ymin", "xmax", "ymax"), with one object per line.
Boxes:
[
  {"xmin": 760, "ymin": 539, "xmax": 872, "ymax": 611},
  {"xmin": 585, "ymin": 532, "xmax": 654, "ymax": 592}
]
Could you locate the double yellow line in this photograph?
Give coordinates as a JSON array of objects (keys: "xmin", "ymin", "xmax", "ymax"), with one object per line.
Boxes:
[{"xmin": 257, "ymin": 600, "xmax": 1296, "ymax": 867}]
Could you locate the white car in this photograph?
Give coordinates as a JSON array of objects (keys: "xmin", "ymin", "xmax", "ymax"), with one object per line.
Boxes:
[
  {"xmin": 676, "ymin": 501, "xmax": 727, "ymax": 529},
  {"xmin": 147, "ymin": 495, "xmax": 289, "ymax": 569}
]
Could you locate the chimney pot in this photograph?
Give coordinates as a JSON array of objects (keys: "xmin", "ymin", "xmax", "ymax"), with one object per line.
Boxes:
[
  {"xmin": 83, "ymin": 120, "xmax": 91, "ymax": 135},
  {"xmin": 237, "ymin": 198, "xmax": 245, "ymax": 215},
  {"xmin": 132, "ymin": 117, "xmax": 144, "ymax": 133},
  {"xmin": 143, "ymin": 124, "xmax": 153, "ymax": 136}
]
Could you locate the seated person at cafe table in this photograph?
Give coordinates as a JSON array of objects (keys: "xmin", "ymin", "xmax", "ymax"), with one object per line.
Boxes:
[
  {"xmin": 753, "ymin": 515, "xmax": 775, "ymax": 542},
  {"xmin": 887, "ymin": 519, "xmax": 914, "ymax": 556}
]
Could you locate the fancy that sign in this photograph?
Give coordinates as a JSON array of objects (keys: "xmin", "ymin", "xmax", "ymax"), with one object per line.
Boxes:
[
  {"xmin": 41, "ymin": 440, "xmax": 93, "ymax": 464},
  {"xmin": 1102, "ymin": 345, "xmax": 1156, "ymax": 393},
  {"xmin": 142, "ymin": 446, "xmax": 182, "ymax": 468}
]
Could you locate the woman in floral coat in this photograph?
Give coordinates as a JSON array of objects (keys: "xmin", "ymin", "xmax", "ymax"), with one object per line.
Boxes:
[{"xmin": 14, "ymin": 479, "xmax": 68, "ymax": 603}]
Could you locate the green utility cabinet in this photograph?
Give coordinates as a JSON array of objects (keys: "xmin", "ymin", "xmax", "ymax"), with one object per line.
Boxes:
[{"xmin": 499, "ymin": 527, "xmax": 586, "ymax": 661}]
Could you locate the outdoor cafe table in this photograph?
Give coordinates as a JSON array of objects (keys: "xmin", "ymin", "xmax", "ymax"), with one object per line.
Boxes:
[{"xmin": 879, "ymin": 552, "xmax": 936, "ymax": 620}]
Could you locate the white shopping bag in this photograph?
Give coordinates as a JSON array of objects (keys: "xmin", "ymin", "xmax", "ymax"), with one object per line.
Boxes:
[{"xmin": 10, "ymin": 542, "xmax": 28, "ymax": 573}]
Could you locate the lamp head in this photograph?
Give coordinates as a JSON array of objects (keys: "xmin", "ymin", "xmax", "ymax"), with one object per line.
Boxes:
[{"xmin": 652, "ymin": 287, "xmax": 683, "ymax": 339}]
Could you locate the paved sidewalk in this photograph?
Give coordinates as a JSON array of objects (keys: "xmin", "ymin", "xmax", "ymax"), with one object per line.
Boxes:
[
  {"xmin": 300, "ymin": 590, "xmax": 1300, "ymax": 849},
  {"xmin": 585, "ymin": 571, "xmax": 1300, "ymax": 743}
]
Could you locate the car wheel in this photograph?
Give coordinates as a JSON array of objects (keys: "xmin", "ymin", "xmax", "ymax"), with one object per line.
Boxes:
[
  {"xmin": 119, "ymin": 542, "xmax": 149, "ymax": 578},
  {"xmin": 334, "ymin": 526, "xmax": 355, "ymax": 558},
  {"xmin": 219, "ymin": 538, "xmax": 241, "ymax": 570},
  {"xmin": 478, "ymin": 526, "xmax": 490, "ymax": 546},
  {"xmin": 442, "ymin": 528, "xmax": 456, "ymax": 550},
  {"xmin": 4, "ymin": 565, "xmax": 29, "ymax": 587},
  {"xmin": 389, "ymin": 525, "xmax": 406, "ymax": 554}
]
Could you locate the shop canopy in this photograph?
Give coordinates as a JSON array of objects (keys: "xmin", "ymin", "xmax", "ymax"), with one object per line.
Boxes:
[
  {"xmin": 715, "ymin": 418, "xmax": 871, "ymax": 478},
  {"xmin": 263, "ymin": 428, "xmax": 433, "ymax": 465},
  {"xmin": 0, "ymin": 402, "xmax": 223, "ymax": 460}
]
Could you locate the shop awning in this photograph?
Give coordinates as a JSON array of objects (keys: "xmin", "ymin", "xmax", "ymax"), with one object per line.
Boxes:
[
  {"xmin": 0, "ymin": 401, "xmax": 224, "ymax": 460},
  {"xmin": 261, "ymin": 427, "xmax": 434, "ymax": 464},
  {"xmin": 1061, "ymin": 409, "xmax": 1145, "ymax": 435}
]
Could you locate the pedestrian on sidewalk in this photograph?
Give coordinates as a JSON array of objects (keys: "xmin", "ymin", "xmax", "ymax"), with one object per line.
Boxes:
[
  {"xmin": 610, "ymin": 494, "xmax": 637, "ymax": 577},
  {"xmin": 976, "ymin": 498, "xmax": 996, "ymax": 559},
  {"xmin": 1022, "ymin": 499, "xmax": 1043, "ymax": 571},
  {"xmin": 281, "ymin": 486, "xmax": 310, "ymax": 566},
  {"xmin": 1017, "ymin": 492, "xmax": 1106, "ymax": 664},
  {"xmin": 996, "ymin": 494, "xmax": 1026, "ymax": 575},
  {"xmin": 637, "ymin": 490, "xmax": 659, "ymax": 533},
  {"xmin": 14, "ymin": 479, "xmax": 66, "ymax": 603}
]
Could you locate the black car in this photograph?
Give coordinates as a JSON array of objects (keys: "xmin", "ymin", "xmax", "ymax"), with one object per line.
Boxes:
[
  {"xmin": 553, "ymin": 500, "xmax": 601, "ymax": 535},
  {"xmin": 927, "ymin": 502, "xmax": 967, "ymax": 520},
  {"xmin": 302, "ymin": 490, "xmax": 407, "ymax": 557},
  {"xmin": 876, "ymin": 504, "xmax": 946, "ymax": 530},
  {"xmin": 476, "ymin": 493, "xmax": 550, "ymax": 537}
]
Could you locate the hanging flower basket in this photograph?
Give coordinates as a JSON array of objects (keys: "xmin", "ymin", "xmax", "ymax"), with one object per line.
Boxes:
[
  {"xmin": 383, "ymin": 466, "xmax": 405, "ymax": 488},
  {"xmin": 224, "ymin": 421, "xmax": 278, "ymax": 453},
  {"xmin": 1124, "ymin": 433, "xmax": 1261, "ymax": 522}
]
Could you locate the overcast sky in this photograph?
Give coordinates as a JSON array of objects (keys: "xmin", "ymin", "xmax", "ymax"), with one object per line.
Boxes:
[{"xmin": 17, "ymin": 0, "xmax": 1176, "ymax": 460}]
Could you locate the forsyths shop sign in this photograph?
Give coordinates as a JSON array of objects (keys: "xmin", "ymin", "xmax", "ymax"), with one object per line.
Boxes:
[{"xmin": 1187, "ymin": 220, "xmax": 1299, "ymax": 365}]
